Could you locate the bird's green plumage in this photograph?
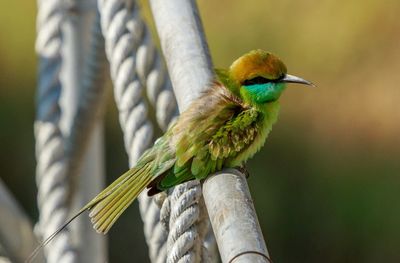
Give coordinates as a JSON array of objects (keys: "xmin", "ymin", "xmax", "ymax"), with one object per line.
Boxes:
[
  {"xmin": 28, "ymin": 50, "xmax": 312, "ymax": 258},
  {"xmin": 86, "ymin": 50, "xmax": 288, "ymax": 233}
]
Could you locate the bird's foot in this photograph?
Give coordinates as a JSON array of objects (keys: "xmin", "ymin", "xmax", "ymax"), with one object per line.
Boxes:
[{"xmin": 236, "ymin": 163, "xmax": 250, "ymax": 178}]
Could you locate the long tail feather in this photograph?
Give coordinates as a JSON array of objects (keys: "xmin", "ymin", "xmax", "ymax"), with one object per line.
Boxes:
[
  {"xmin": 25, "ymin": 208, "xmax": 86, "ymax": 263},
  {"xmin": 88, "ymin": 163, "xmax": 153, "ymax": 234},
  {"xmin": 26, "ymin": 164, "xmax": 154, "ymax": 263}
]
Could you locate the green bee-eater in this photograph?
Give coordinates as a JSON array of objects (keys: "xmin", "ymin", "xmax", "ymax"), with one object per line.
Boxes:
[{"xmin": 28, "ymin": 49, "xmax": 312, "ymax": 261}]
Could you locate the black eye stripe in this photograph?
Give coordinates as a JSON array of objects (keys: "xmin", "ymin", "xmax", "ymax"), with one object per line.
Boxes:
[
  {"xmin": 243, "ymin": 76, "xmax": 270, "ymax": 86},
  {"xmin": 243, "ymin": 75, "xmax": 285, "ymax": 86}
]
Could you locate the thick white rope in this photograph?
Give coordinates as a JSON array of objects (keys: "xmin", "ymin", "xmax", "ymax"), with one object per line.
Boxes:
[
  {"xmin": 166, "ymin": 181, "xmax": 202, "ymax": 263},
  {"xmin": 35, "ymin": 0, "xmax": 77, "ymax": 262},
  {"xmin": 97, "ymin": 1, "xmax": 167, "ymax": 262},
  {"xmin": 98, "ymin": 0, "xmax": 154, "ymax": 162},
  {"xmin": 161, "ymin": 182, "xmax": 213, "ymax": 263},
  {"xmin": 135, "ymin": 36, "xmax": 178, "ymax": 131},
  {"xmin": 98, "ymin": 1, "xmax": 215, "ymax": 262}
]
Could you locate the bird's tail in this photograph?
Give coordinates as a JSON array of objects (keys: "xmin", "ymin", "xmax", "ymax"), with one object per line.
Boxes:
[
  {"xmin": 85, "ymin": 162, "xmax": 153, "ymax": 233},
  {"xmin": 25, "ymin": 163, "xmax": 153, "ymax": 263}
]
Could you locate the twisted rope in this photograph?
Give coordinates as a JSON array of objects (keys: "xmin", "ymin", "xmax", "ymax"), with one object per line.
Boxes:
[
  {"xmin": 160, "ymin": 182, "xmax": 213, "ymax": 263},
  {"xmin": 135, "ymin": 35, "xmax": 178, "ymax": 130},
  {"xmin": 97, "ymin": 1, "xmax": 167, "ymax": 262},
  {"xmin": 99, "ymin": 1, "xmax": 215, "ymax": 262},
  {"xmin": 166, "ymin": 181, "xmax": 202, "ymax": 263},
  {"xmin": 99, "ymin": 0, "xmax": 154, "ymax": 162},
  {"xmin": 35, "ymin": 0, "xmax": 77, "ymax": 262}
]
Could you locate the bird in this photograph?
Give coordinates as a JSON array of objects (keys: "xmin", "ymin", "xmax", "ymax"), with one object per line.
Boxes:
[{"xmin": 27, "ymin": 49, "xmax": 312, "ymax": 262}]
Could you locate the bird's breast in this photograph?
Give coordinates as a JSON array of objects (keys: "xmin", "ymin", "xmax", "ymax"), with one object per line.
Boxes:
[{"xmin": 227, "ymin": 101, "xmax": 280, "ymax": 167}]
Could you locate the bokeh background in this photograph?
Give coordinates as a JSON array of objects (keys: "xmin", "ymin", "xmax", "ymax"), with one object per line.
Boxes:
[{"xmin": 1, "ymin": 0, "xmax": 400, "ymax": 262}]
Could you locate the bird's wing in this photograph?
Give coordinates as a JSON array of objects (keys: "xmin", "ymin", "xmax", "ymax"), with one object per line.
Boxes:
[
  {"xmin": 208, "ymin": 107, "xmax": 259, "ymax": 160},
  {"xmin": 157, "ymin": 85, "xmax": 260, "ymax": 189}
]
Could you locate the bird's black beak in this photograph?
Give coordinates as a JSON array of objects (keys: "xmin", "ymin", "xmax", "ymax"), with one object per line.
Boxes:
[{"xmin": 281, "ymin": 74, "xmax": 315, "ymax": 87}]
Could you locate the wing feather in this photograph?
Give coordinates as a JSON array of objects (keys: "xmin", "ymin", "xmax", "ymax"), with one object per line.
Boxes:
[{"xmin": 166, "ymin": 84, "xmax": 261, "ymax": 182}]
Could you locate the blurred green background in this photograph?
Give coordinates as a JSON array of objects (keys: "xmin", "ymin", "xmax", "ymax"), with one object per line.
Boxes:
[{"xmin": 1, "ymin": 0, "xmax": 400, "ymax": 262}]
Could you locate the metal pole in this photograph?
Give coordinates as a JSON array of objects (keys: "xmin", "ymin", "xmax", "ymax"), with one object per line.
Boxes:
[
  {"xmin": 203, "ymin": 170, "xmax": 270, "ymax": 263},
  {"xmin": 62, "ymin": 1, "xmax": 106, "ymax": 262},
  {"xmin": 149, "ymin": 0, "xmax": 213, "ymax": 111},
  {"xmin": 149, "ymin": 1, "xmax": 214, "ymax": 261},
  {"xmin": 149, "ymin": 0, "xmax": 270, "ymax": 262}
]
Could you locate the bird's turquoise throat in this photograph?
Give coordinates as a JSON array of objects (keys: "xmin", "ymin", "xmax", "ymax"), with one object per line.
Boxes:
[{"xmin": 241, "ymin": 82, "xmax": 286, "ymax": 104}]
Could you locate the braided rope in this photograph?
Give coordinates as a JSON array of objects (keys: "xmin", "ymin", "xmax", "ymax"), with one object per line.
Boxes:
[
  {"xmin": 99, "ymin": 1, "xmax": 216, "ymax": 262},
  {"xmin": 161, "ymin": 182, "xmax": 213, "ymax": 263},
  {"xmin": 97, "ymin": 1, "xmax": 167, "ymax": 262},
  {"xmin": 99, "ymin": 0, "xmax": 153, "ymax": 162},
  {"xmin": 135, "ymin": 34, "xmax": 178, "ymax": 130},
  {"xmin": 166, "ymin": 181, "xmax": 201, "ymax": 263},
  {"xmin": 35, "ymin": 0, "xmax": 77, "ymax": 262}
]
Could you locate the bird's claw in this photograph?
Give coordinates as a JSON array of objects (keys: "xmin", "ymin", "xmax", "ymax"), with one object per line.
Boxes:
[{"xmin": 236, "ymin": 164, "xmax": 250, "ymax": 178}]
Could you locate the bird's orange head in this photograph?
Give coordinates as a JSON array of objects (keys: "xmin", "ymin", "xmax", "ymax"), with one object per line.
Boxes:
[
  {"xmin": 229, "ymin": 49, "xmax": 287, "ymax": 85},
  {"xmin": 222, "ymin": 49, "xmax": 313, "ymax": 105}
]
